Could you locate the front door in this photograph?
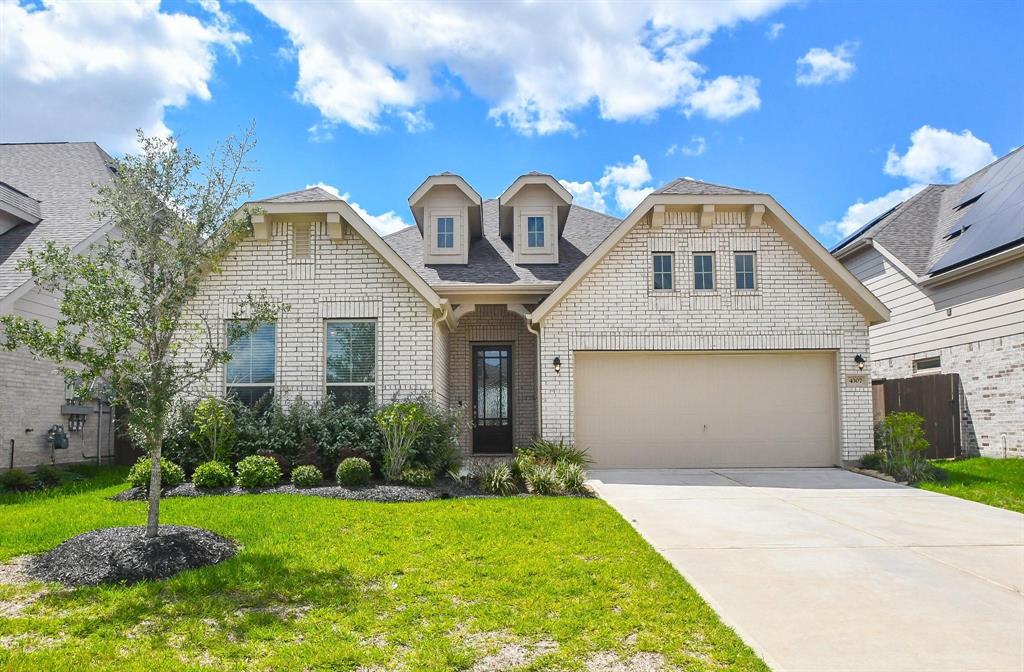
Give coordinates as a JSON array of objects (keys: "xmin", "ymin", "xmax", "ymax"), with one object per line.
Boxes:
[{"xmin": 472, "ymin": 345, "xmax": 513, "ymax": 454}]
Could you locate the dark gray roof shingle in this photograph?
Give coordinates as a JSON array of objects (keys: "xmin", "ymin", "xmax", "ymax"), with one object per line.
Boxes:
[
  {"xmin": 261, "ymin": 186, "xmax": 341, "ymax": 203},
  {"xmin": 0, "ymin": 142, "xmax": 115, "ymax": 298},
  {"xmin": 384, "ymin": 199, "xmax": 621, "ymax": 286},
  {"xmin": 654, "ymin": 178, "xmax": 761, "ymax": 196}
]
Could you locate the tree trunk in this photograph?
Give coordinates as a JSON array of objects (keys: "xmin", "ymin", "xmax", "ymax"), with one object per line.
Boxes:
[{"xmin": 146, "ymin": 438, "xmax": 162, "ymax": 538}]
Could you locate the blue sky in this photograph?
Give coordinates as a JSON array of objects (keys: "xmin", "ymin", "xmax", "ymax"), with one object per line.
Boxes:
[{"xmin": 2, "ymin": 1, "xmax": 1021, "ymax": 245}]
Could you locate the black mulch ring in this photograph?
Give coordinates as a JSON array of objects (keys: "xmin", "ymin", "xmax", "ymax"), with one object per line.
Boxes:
[
  {"xmin": 111, "ymin": 478, "xmax": 505, "ymax": 503},
  {"xmin": 27, "ymin": 526, "xmax": 237, "ymax": 587}
]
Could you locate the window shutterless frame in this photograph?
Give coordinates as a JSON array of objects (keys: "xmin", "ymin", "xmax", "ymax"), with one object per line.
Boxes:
[
  {"xmin": 436, "ymin": 216, "xmax": 455, "ymax": 249},
  {"xmin": 652, "ymin": 252, "xmax": 674, "ymax": 290},
  {"xmin": 225, "ymin": 321, "xmax": 276, "ymax": 406},
  {"xmin": 734, "ymin": 252, "xmax": 756, "ymax": 290},
  {"xmin": 693, "ymin": 252, "xmax": 715, "ymax": 290},
  {"xmin": 526, "ymin": 215, "xmax": 545, "ymax": 248},
  {"xmin": 325, "ymin": 319, "xmax": 377, "ymax": 408}
]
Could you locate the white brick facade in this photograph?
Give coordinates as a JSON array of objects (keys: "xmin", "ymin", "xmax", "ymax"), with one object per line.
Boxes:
[
  {"xmin": 871, "ymin": 334, "xmax": 1023, "ymax": 458},
  {"xmin": 537, "ymin": 210, "xmax": 874, "ymax": 462},
  {"xmin": 183, "ymin": 221, "xmax": 436, "ymax": 405}
]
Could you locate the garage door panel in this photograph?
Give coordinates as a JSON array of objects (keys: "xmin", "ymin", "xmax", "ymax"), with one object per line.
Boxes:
[{"xmin": 575, "ymin": 351, "xmax": 837, "ymax": 468}]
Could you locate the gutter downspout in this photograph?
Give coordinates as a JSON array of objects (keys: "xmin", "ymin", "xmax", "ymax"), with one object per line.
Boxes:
[{"xmin": 525, "ymin": 318, "xmax": 542, "ymax": 440}]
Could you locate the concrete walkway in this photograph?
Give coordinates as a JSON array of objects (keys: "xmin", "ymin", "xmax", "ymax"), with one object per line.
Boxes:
[{"xmin": 589, "ymin": 468, "xmax": 1024, "ymax": 672}]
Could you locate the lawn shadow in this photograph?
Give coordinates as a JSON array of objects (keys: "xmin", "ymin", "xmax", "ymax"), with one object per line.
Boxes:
[{"xmin": 0, "ymin": 467, "xmax": 129, "ymax": 506}]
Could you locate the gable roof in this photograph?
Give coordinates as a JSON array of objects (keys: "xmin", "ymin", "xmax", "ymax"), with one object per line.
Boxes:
[
  {"xmin": 832, "ymin": 147, "xmax": 1024, "ymax": 279},
  {"xmin": 384, "ymin": 199, "xmax": 621, "ymax": 287},
  {"xmin": 531, "ymin": 177, "xmax": 890, "ymax": 325},
  {"xmin": 248, "ymin": 193, "xmax": 443, "ymax": 310},
  {"xmin": 0, "ymin": 142, "xmax": 115, "ymax": 301}
]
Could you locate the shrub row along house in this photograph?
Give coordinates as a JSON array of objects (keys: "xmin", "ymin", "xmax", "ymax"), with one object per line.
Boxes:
[
  {"xmin": 832, "ymin": 148, "xmax": 1023, "ymax": 459},
  {"xmin": 180, "ymin": 171, "xmax": 888, "ymax": 468}
]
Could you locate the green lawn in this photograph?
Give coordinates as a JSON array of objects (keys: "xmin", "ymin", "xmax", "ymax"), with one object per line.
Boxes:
[
  {"xmin": 920, "ymin": 457, "xmax": 1024, "ymax": 513},
  {"xmin": 0, "ymin": 468, "xmax": 765, "ymax": 672}
]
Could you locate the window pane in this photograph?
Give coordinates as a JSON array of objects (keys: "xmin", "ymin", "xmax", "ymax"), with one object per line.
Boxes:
[
  {"xmin": 328, "ymin": 385, "xmax": 373, "ymax": 409},
  {"xmin": 227, "ymin": 322, "xmax": 275, "ymax": 384},
  {"xmin": 527, "ymin": 216, "xmax": 544, "ymax": 247},
  {"xmin": 735, "ymin": 253, "xmax": 755, "ymax": 289},
  {"xmin": 436, "ymin": 217, "xmax": 454, "ymax": 249},
  {"xmin": 653, "ymin": 253, "xmax": 673, "ymax": 290},
  {"xmin": 694, "ymin": 254, "xmax": 714, "ymax": 290},
  {"xmin": 326, "ymin": 321, "xmax": 376, "ymax": 384},
  {"xmin": 227, "ymin": 386, "xmax": 273, "ymax": 408}
]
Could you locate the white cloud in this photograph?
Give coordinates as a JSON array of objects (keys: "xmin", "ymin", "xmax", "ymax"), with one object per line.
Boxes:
[
  {"xmin": 248, "ymin": 1, "xmax": 788, "ymax": 135},
  {"xmin": 684, "ymin": 75, "xmax": 761, "ymax": 120},
  {"xmin": 564, "ymin": 155, "xmax": 657, "ymax": 214},
  {"xmin": 0, "ymin": 0, "xmax": 246, "ymax": 152},
  {"xmin": 559, "ymin": 179, "xmax": 607, "ymax": 213},
  {"xmin": 821, "ymin": 185, "xmax": 924, "ymax": 240},
  {"xmin": 667, "ymin": 135, "xmax": 707, "ymax": 157},
  {"xmin": 306, "ymin": 182, "xmax": 411, "ymax": 236},
  {"xmin": 766, "ymin": 22, "xmax": 784, "ymax": 39},
  {"xmin": 820, "ymin": 125, "xmax": 996, "ymax": 242},
  {"xmin": 795, "ymin": 42, "xmax": 857, "ymax": 86},
  {"xmin": 884, "ymin": 126, "xmax": 996, "ymax": 183}
]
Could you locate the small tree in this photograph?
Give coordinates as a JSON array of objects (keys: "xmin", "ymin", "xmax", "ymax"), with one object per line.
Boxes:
[
  {"xmin": 0, "ymin": 128, "xmax": 278, "ymax": 537},
  {"xmin": 878, "ymin": 411, "xmax": 934, "ymax": 483},
  {"xmin": 191, "ymin": 396, "xmax": 236, "ymax": 463}
]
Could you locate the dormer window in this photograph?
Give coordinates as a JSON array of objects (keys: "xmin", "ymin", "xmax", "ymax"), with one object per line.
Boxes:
[
  {"xmin": 437, "ymin": 216, "xmax": 455, "ymax": 249},
  {"xmin": 527, "ymin": 216, "xmax": 545, "ymax": 248}
]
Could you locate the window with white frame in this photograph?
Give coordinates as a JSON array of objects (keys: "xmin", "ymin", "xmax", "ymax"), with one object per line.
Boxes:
[
  {"xmin": 326, "ymin": 320, "xmax": 376, "ymax": 408},
  {"xmin": 436, "ymin": 216, "xmax": 455, "ymax": 249},
  {"xmin": 226, "ymin": 321, "xmax": 275, "ymax": 406},
  {"xmin": 913, "ymin": 356, "xmax": 941, "ymax": 374},
  {"xmin": 653, "ymin": 252, "xmax": 674, "ymax": 290},
  {"xmin": 693, "ymin": 252, "xmax": 715, "ymax": 290},
  {"xmin": 735, "ymin": 252, "xmax": 756, "ymax": 290},
  {"xmin": 527, "ymin": 215, "xmax": 545, "ymax": 248}
]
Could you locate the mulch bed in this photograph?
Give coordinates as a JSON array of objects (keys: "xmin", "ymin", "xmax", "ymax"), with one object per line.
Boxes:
[{"xmin": 26, "ymin": 526, "xmax": 237, "ymax": 586}]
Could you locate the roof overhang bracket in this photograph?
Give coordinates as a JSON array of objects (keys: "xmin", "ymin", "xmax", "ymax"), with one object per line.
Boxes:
[
  {"xmin": 650, "ymin": 204, "xmax": 665, "ymax": 230},
  {"xmin": 699, "ymin": 204, "xmax": 715, "ymax": 229},
  {"xmin": 747, "ymin": 204, "xmax": 765, "ymax": 228},
  {"xmin": 251, "ymin": 213, "xmax": 270, "ymax": 240},
  {"xmin": 326, "ymin": 211, "xmax": 345, "ymax": 241}
]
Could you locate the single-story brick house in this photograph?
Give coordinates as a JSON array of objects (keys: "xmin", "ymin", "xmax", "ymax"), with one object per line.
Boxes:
[
  {"xmin": 184, "ymin": 172, "xmax": 889, "ymax": 468},
  {"xmin": 832, "ymin": 147, "xmax": 1023, "ymax": 458},
  {"xmin": 0, "ymin": 142, "xmax": 117, "ymax": 469}
]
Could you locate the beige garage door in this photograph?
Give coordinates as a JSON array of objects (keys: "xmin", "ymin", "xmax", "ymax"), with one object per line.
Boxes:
[{"xmin": 575, "ymin": 351, "xmax": 838, "ymax": 468}]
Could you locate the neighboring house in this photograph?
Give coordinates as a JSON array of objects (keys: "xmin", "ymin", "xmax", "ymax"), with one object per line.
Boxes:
[
  {"xmin": 184, "ymin": 171, "xmax": 888, "ymax": 468},
  {"xmin": 0, "ymin": 142, "xmax": 117, "ymax": 470},
  {"xmin": 833, "ymin": 148, "xmax": 1023, "ymax": 458}
]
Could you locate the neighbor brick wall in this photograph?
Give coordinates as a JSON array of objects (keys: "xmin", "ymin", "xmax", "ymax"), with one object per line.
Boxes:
[
  {"xmin": 871, "ymin": 333, "xmax": 1024, "ymax": 458},
  {"xmin": 539, "ymin": 208, "xmax": 874, "ymax": 462},
  {"xmin": 447, "ymin": 304, "xmax": 538, "ymax": 455},
  {"xmin": 181, "ymin": 221, "xmax": 436, "ymax": 405},
  {"xmin": 0, "ymin": 348, "xmax": 114, "ymax": 470}
]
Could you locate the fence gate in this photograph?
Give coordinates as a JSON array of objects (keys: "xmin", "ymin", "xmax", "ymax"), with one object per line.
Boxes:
[{"xmin": 874, "ymin": 373, "xmax": 961, "ymax": 459}]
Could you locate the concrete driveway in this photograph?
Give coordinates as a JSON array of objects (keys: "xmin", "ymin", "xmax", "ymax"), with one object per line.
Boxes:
[{"xmin": 589, "ymin": 468, "xmax": 1024, "ymax": 672}]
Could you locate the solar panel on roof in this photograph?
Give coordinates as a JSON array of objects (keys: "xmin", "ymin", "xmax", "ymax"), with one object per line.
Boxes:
[{"xmin": 929, "ymin": 149, "xmax": 1024, "ymax": 274}]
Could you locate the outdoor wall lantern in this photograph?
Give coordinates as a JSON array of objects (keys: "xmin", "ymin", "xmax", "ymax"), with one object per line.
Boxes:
[
  {"xmin": 553, "ymin": 356, "xmax": 561, "ymax": 374},
  {"xmin": 854, "ymin": 354, "xmax": 866, "ymax": 370}
]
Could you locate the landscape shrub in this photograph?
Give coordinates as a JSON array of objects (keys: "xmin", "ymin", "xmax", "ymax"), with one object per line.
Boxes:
[
  {"xmin": 556, "ymin": 461, "xmax": 588, "ymax": 494},
  {"xmin": 524, "ymin": 463, "xmax": 561, "ymax": 495},
  {"xmin": 161, "ymin": 400, "xmax": 203, "ymax": 474},
  {"xmin": 235, "ymin": 455, "xmax": 282, "ymax": 488},
  {"xmin": 406, "ymin": 396, "xmax": 465, "ymax": 476},
  {"xmin": 191, "ymin": 396, "xmax": 236, "ymax": 463},
  {"xmin": 859, "ymin": 451, "xmax": 884, "ymax": 471},
  {"xmin": 0, "ymin": 468, "xmax": 35, "ymax": 492},
  {"xmin": 375, "ymin": 401, "xmax": 429, "ymax": 481},
  {"xmin": 33, "ymin": 464, "xmax": 64, "ymax": 488},
  {"xmin": 127, "ymin": 456, "xmax": 185, "ymax": 490},
  {"xmin": 336, "ymin": 457, "xmax": 372, "ymax": 486},
  {"xmin": 479, "ymin": 462, "xmax": 518, "ymax": 495},
  {"xmin": 291, "ymin": 464, "xmax": 323, "ymax": 488},
  {"xmin": 877, "ymin": 412, "xmax": 936, "ymax": 483},
  {"xmin": 192, "ymin": 461, "xmax": 234, "ymax": 489},
  {"xmin": 399, "ymin": 467, "xmax": 435, "ymax": 487},
  {"xmin": 517, "ymin": 439, "xmax": 590, "ymax": 467}
]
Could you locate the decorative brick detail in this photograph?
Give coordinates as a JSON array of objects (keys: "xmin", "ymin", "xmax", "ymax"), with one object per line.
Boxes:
[
  {"xmin": 446, "ymin": 305, "xmax": 537, "ymax": 455},
  {"xmin": 181, "ymin": 220, "xmax": 436, "ymax": 406},
  {"xmin": 538, "ymin": 212, "xmax": 874, "ymax": 462},
  {"xmin": 871, "ymin": 333, "xmax": 1023, "ymax": 457}
]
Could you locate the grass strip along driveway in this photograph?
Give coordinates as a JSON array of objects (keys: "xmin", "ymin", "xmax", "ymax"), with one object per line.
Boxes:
[
  {"xmin": 921, "ymin": 457, "xmax": 1024, "ymax": 514},
  {"xmin": 0, "ymin": 468, "xmax": 766, "ymax": 671}
]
